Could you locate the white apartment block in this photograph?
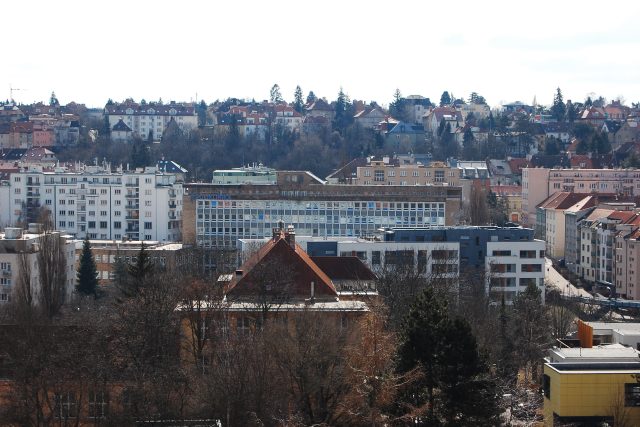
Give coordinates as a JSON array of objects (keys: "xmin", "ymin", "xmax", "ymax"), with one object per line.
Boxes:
[
  {"xmin": 486, "ymin": 240, "xmax": 546, "ymax": 304},
  {"xmin": 522, "ymin": 167, "xmax": 640, "ymax": 226},
  {"xmin": 105, "ymin": 101, "xmax": 197, "ymax": 142},
  {"xmin": 0, "ymin": 226, "xmax": 76, "ymax": 304},
  {"xmin": 0, "ymin": 165, "xmax": 183, "ymax": 242}
]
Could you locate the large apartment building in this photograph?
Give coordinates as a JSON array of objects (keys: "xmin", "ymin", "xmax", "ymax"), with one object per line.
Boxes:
[
  {"xmin": 0, "ymin": 164, "xmax": 184, "ymax": 241},
  {"xmin": 522, "ymin": 167, "xmax": 640, "ymax": 226},
  {"xmin": 105, "ymin": 100, "xmax": 197, "ymax": 142},
  {"xmin": 183, "ymin": 169, "xmax": 463, "ymax": 248}
]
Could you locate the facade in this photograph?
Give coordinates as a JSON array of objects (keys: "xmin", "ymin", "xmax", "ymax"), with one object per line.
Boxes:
[
  {"xmin": 0, "ymin": 226, "xmax": 77, "ymax": 304},
  {"xmin": 543, "ymin": 320, "xmax": 640, "ymax": 426},
  {"xmin": 211, "ymin": 164, "xmax": 276, "ymax": 185},
  {"xmin": 380, "ymin": 226, "xmax": 545, "ymax": 304},
  {"xmin": 184, "ymin": 171, "xmax": 462, "ymax": 249},
  {"xmin": 0, "ymin": 164, "xmax": 184, "ymax": 241},
  {"xmin": 239, "ymin": 234, "xmax": 460, "ymax": 280},
  {"xmin": 105, "ymin": 100, "xmax": 197, "ymax": 142},
  {"xmin": 351, "ymin": 159, "xmax": 462, "ymax": 187},
  {"xmin": 522, "ymin": 167, "xmax": 640, "ymax": 226},
  {"xmin": 79, "ymin": 240, "xmax": 185, "ymax": 286}
]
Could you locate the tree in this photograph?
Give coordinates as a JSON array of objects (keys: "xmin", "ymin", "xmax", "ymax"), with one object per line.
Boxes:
[
  {"xmin": 512, "ymin": 283, "xmax": 550, "ymax": 382},
  {"xmin": 118, "ymin": 242, "xmax": 155, "ymax": 298},
  {"xmin": 439, "ymin": 91, "xmax": 451, "ymax": 107},
  {"xmin": 76, "ymin": 237, "xmax": 99, "ymax": 298},
  {"xmin": 399, "ymin": 287, "xmax": 500, "ymax": 425},
  {"xmin": 462, "ymin": 127, "xmax": 476, "ymax": 160},
  {"xmin": 293, "ymin": 85, "xmax": 304, "ymax": 113},
  {"xmin": 333, "ymin": 87, "xmax": 353, "ymax": 133},
  {"xmin": 306, "ymin": 90, "xmax": 317, "ymax": 104},
  {"xmin": 551, "ymin": 87, "xmax": 566, "ymax": 122},
  {"xmin": 197, "ymin": 99, "xmax": 207, "ymax": 127},
  {"xmin": 37, "ymin": 231, "xmax": 68, "ymax": 319},
  {"xmin": 544, "ymin": 136, "xmax": 560, "ymax": 155},
  {"xmin": 270, "ymin": 84, "xmax": 283, "ymax": 104},
  {"xmin": 468, "ymin": 92, "xmax": 487, "ymax": 105}
]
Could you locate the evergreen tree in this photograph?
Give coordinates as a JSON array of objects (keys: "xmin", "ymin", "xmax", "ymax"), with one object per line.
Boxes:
[
  {"xmin": 333, "ymin": 87, "xmax": 353, "ymax": 132},
  {"xmin": 76, "ymin": 237, "xmax": 99, "ymax": 298},
  {"xmin": 270, "ymin": 84, "xmax": 284, "ymax": 103},
  {"xmin": 497, "ymin": 295, "xmax": 518, "ymax": 386},
  {"xmin": 306, "ymin": 90, "xmax": 317, "ymax": 104},
  {"xmin": 462, "ymin": 127, "xmax": 476, "ymax": 159},
  {"xmin": 544, "ymin": 137, "xmax": 560, "ymax": 155},
  {"xmin": 439, "ymin": 91, "xmax": 451, "ymax": 107},
  {"xmin": 399, "ymin": 288, "xmax": 500, "ymax": 425},
  {"xmin": 566, "ymin": 100, "xmax": 577, "ymax": 122},
  {"xmin": 197, "ymin": 99, "xmax": 207, "ymax": 127},
  {"xmin": 551, "ymin": 87, "xmax": 566, "ymax": 122},
  {"xmin": 120, "ymin": 242, "xmax": 155, "ymax": 297},
  {"xmin": 293, "ymin": 85, "xmax": 304, "ymax": 113}
]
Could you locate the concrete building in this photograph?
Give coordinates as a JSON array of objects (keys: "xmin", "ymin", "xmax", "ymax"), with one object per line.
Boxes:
[
  {"xmin": 0, "ymin": 226, "xmax": 76, "ymax": 304},
  {"xmin": 79, "ymin": 240, "xmax": 186, "ymax": 286},
  {"xmin": 522, "ymin": 167, "xmax": 640, "ymax": 226},
  {"xmin": 183, "ymin": 170, "xmax": 463, "ymax": 249},
  {"xmin": 0, "ymin": 163, "xmax": 184, "ymax": 241}
]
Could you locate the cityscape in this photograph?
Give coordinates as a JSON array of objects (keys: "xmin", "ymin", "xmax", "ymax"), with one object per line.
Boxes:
[{"xmin": 3, "ymin": 1, "xmax": 640, "ymax": 426}]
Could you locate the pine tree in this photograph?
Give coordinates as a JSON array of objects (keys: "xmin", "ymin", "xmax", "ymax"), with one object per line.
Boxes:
[
  {"xmin": 293, "ymin": 85, "xmax": 304, "ymax": 113},
  {"xmin": 306, "ymin": 90, "xmax": 317, "ymax": 104},
  {"xmin": 76, "ymin": 237, "xmax": 99, "ymax": 298},
  {"xmin": 551, "ymin": 87, "xmax": 566, "ymax": 122},
  {"xmin": 119, "ymin": 242, "xmax": 155, "ymax": 297},
  {"xmin": 439, "ymin": 91, "xmax": 451, "ymax": 107},
  {"xmin": 270, "ymin": 84, "xmax": 283, "ymax": 104},
  {"xmin": 399, "ymin": 288, "xmax": 500, "ymax": 425}
]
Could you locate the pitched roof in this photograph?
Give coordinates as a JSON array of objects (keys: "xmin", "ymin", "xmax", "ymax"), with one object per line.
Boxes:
[
  {"xmin": 226, "ymin": 231, "xmax": 338, "ymax": 300},
  {"xmin": 112, "ymin": 118, "xmax": 132, "ymax": 132},
  {"xmin": 310, "ymin": 257, "xmax": 377, "ymax": 281},
  {"xmin": 508, "ymin": 158, "xmax": 530, "ymax": 174},
  {"xmin": 538, "ymin": 192, "xmax": 592, "ymax": 210}
]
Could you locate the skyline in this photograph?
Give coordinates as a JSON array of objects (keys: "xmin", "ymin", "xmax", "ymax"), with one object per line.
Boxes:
[{"xmin": 3, "ymin": 0, "xmax": 640, "ymax": 108}]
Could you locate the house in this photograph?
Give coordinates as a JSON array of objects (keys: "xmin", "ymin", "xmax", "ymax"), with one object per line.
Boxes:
[
  {"xmin": 614, "ymin": 120, "xmax": 640, "ymax": 148},
  {"xmin": 353, "ymin": 107, "xmax": 386, "ymax": 129},
  {"xmin": 215, "ymin": 224, "xmax": 373, "ymax": 329},
  {"xmin": 491, "ymin": 185, "xmax": 522, "ymax": 223},
  {"xmin": 111, "ymin": 119, "xmax": 133, "ymax": 143},
  {"xmin": 543, "ymin": 122, "xmax": 571, "ymax": 144},
  {"xmin": 273, "ymin": 105, "xmax": 302, "ymax": 133},
  {"xmin": 383, "ymin": 121, "xmax": 425, "ymax": 152},
  {"xmin": 423, "ymin": 107, "xmax": 462, "ymax": 139},
  {"xmin": 580, "ymin": 106, "xmax": 607, "ymax": 127},
  {"xmin": 304, "ymin": 98, "xmax": 333, "ymax": 121}
]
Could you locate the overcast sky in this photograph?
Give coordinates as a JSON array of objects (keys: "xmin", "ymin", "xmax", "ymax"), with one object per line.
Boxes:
[{"xmin": 3, "ymin": 0, "xmax": 640, "ymax": 108}]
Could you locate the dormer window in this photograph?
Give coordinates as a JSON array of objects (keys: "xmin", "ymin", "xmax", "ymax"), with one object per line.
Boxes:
[
  {"xmin": 147, "ymin": 108, "xmax": 155, "ymax": 114},
  {"xmin": 169, "ymin": 108, "xmax": 177, "ymax": 116},
  {"xmin": 125, "ymin": 108, "xmax": 134, "ymax": 115}
]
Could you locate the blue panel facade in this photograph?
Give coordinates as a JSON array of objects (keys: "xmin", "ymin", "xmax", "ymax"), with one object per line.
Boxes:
[
  {"xmin": 383, "ymin": 227, "xmax": 535, "ymax": 268},
  {"xmin": 306, "ymin": 241, "xmax": 338, "ymax": 256}
]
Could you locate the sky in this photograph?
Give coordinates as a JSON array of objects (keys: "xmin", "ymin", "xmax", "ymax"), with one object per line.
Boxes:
[{"xmin": 3, "ymin": 0, "xmax": 640, "ymax": 109}]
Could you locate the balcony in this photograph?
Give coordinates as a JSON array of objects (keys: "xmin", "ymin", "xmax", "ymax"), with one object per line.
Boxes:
[
  {"xmin": 125, "ymin": 216, "xmax": 139, "ymax": 220},
  {"xmin": 168, "ymin": 202, "xmax": 177, "ymax": 209},
  {"xmin": 125, "ymin": 182, "xmax": 138, "ymax": 187},
  {"xmin": 125, "ymin": 204, "xmax": 140, "ymax": 210}
]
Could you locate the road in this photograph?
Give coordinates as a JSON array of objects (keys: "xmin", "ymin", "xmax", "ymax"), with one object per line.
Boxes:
[{"xmin": 544, "ymin": 258, "xmax": 591, "ymax": 298}]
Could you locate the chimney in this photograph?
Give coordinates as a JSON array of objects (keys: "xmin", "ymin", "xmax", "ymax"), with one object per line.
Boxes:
[
  {"xmin": 310, "ymin": 281, "xmax": 315, "ymax": 302},
  {"xmin": 235, "ymin": 269, "xmax": 243, "ymax": 278},
  {"xmin": 285, "ymin": 225, "xmax": 296, "ymax": 249}
]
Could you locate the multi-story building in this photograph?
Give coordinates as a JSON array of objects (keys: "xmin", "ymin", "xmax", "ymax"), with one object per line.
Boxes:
[
  {"xmin": 0, "ymin": 226, "xmax": 77, "ymax": 304},
  {"xmin": 522, "ymin": 167, "xmax": 640, "ymax": 226},
  {"xmin": 0, "ymin": 163, "xmax": 184, "ymax": 241},
  {"xmin": 380, "ymin": 226, "xmax": 545, "ymax": 304},
  {"xmin": 78, "ymin": 239, "xmax": 186, "ymax": 286},
  {"xmin": 183, "ymin": 170, "xmax": 463, "ymax": 249},
  {"xmin": 351, "ymin": 159, "xmax": 462, "ymax": 187},
  {"xmin": 105, "ymin": 100, "xmax": 197, "ymax": 142}
]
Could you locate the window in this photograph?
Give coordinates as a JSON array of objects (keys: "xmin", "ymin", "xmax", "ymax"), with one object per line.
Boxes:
[
  {"xmin": 144, "ymin": 222, "xmax": 152, "ymax": 230},
  {"xmin": 59, "ymin": 221, "xmax": 66, "ymax": 227},
  {"xmin": 145, "ymin": 201, "xmax": 152, "ymax": 207},
  {"xmin": 115, "ymin": 189, "xmax": 121, "ymax": 195},
  {"xmin": 542, "ymin": 374, "xmax": 550, "ymax": 399},
  {"xmin": 145, "ymin": 189, "xmax": 152, "ymax": 195},
  {"xmin": 88, "ymin": 221, "xmax": 96, "ymax": 228},
  {"xmin": 88, "ymin": 390, "xmax": 108, "ymax": 418},
  {"xmin": 374, "ymin": 170, "xmax": 384, "ymax": 182},
  {"xmin": 237, "ymin": 317, "xmax": 251, "ymax": 335},
  {"xmin": 100, "ymin": 221, "xmax": 108, "ymax": 229},
  {"xmin": 54, "ymin": 392, "xmax": 77, "ymax": 419},
  {"xmin": 372, "ymin": 251, "xmax": 381, "ymax": 266},
  {"xmin": 626, "ymin": 383, "xmax": 640, "ymax": 406},
  {"xmin": 114, "ymin": 221, "xmax": 121, "ymax": 229}
]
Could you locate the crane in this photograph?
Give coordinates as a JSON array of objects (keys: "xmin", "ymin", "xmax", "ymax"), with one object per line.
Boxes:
[{"xmin": 9, "ymin": 85, "xmax": 26, "ymax": 103}]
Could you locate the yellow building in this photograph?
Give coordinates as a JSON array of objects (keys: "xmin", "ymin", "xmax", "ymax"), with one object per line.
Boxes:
[{"xmin": 543, "ymin": 320, "xmax": 640, "ymax": 426}]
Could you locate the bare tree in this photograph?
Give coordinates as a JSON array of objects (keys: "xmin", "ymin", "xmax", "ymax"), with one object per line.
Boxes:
[{"xmin": 36, "ymin": 231, "xmax": 68, "ymax": 319}]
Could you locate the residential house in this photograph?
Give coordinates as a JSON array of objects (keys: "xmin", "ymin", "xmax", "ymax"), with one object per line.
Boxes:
[
  {"xmin": 111, "ymin": 119, "xmax": 133, "ymax": 143},
  {"xmin": 491, "ymin": 185, "xmax": 522, "ymax": 223},
  {"xmin": 353, "ymin": 107, "xmax": 386, "ymax": 129},
  {"xmin": 423, "ymin": 107, "xmax": 462, "ymax": 139}
]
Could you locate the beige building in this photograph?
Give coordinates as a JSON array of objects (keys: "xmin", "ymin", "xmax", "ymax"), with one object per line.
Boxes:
[
  {"xmin": 0, "ymin": 226, "xmax": 76, "ymax": 304},
  {"xmin": 522, "ymin": 167, "xmax": 640, "ymax": 226},
  {"xmin": 352, "ymin": 159, "xmax": 461, "ymax": 187}
]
